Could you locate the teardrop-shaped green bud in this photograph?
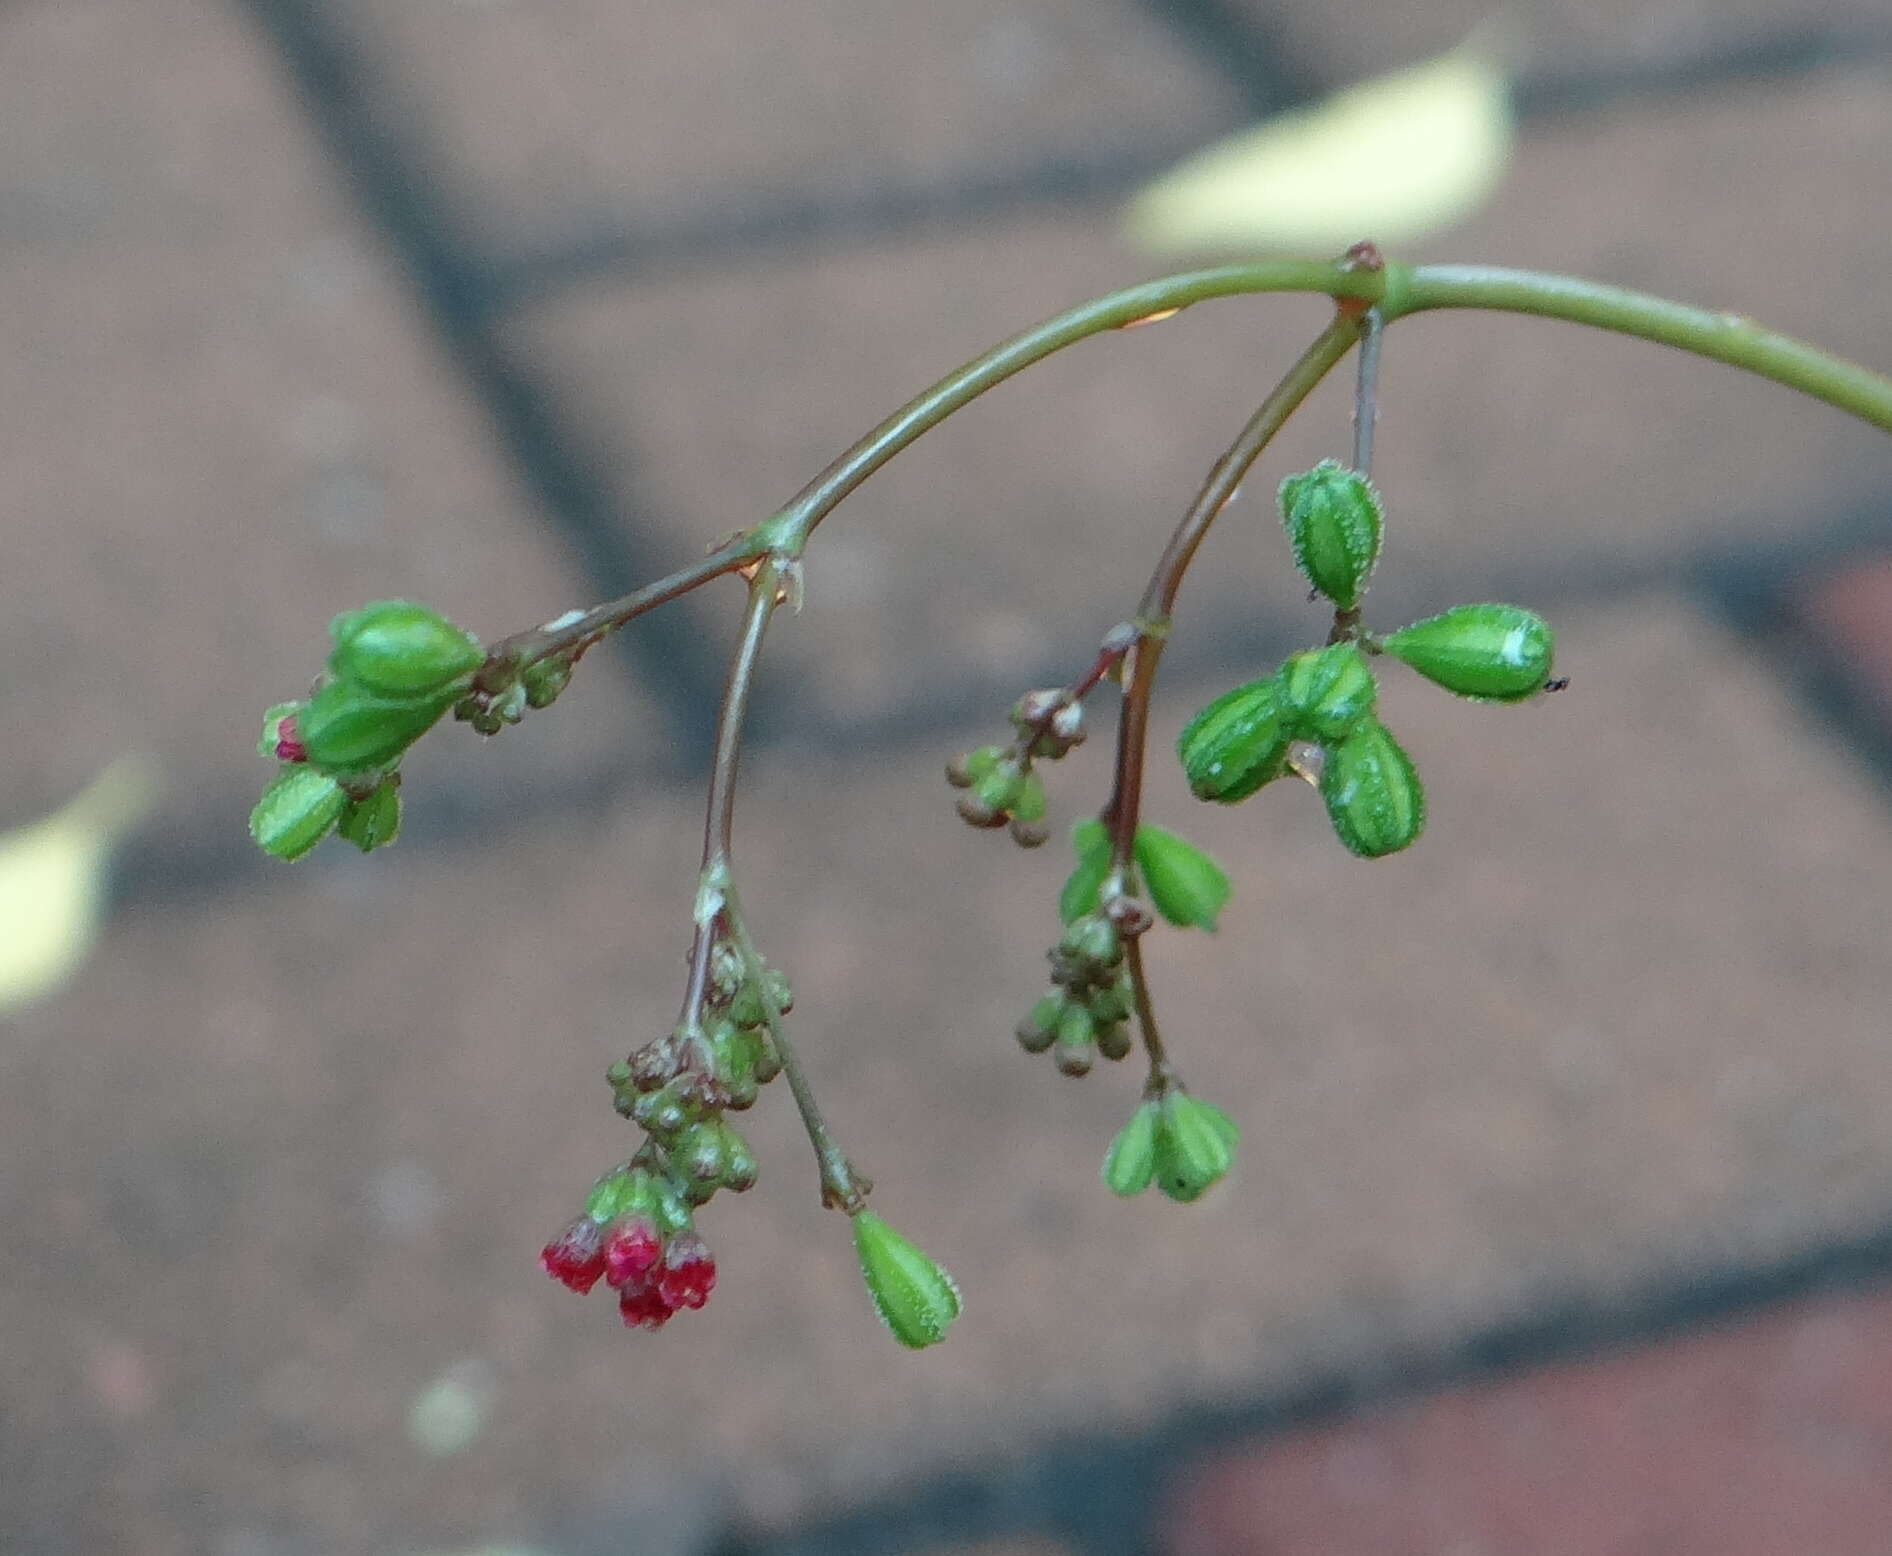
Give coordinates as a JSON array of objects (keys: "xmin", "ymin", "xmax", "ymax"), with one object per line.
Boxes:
[
  {"xmin": 1011, "ymin": 770, "xmax": 1048, "ymax": 824},
  {"xmin": 520, "ymin": 657, "xmax": 573, "ymax": 709},
  {"xmin": 1059, "ymin": 913, "xmax": 1122, "ymax": 970},
  {"xmin": 852, "ymin": 1211, "xmax": 961, "ymax": 1349},
  {"xmin": 1153, "ymin": 1092, "xmax": 1239, "ymax": 1203},
  {"xmin": 1016, "ymin": 992, "xmax": 1064, "ymax": 1054},
  {"xmin": 1103, "ymin": 1101, "xmax": 1160, "ymax": 1196},
  {"xmin": 250, "ymin": 766, "xmax": 347, "ymax": 861},
  {"xmin": 1060, "ymin": 818, "xmax": 1112, "ymax": 924},
  {"xmin": 337, "ymin": 778, "xmax": 402, "ymax": 853},
  {"xmin": 1093, "ymin": 1020, "xmax": 1132, "ymax": 1062},
  {"xmin": 1133, "ymin": 823, "xmax": 1230, "ymax": 932},
  {"xmin": 1278, "ymin": 459, "xmax": 1383, "ymax": 609},
  {"xmin": 1276, "ymin": 642, "xmax": 1377, "ymax": 742},
  {"xmin": 1178, "ymin": 679, "xmax": 1291, "ymax": 803},
  {"xmin": 329, "ymin": 600, "xmax": 484, "ymax": 698},
  {"xmin": 298, "ymin": 679, "xmax": 452, "ymax": 774},
  {"xmin": 1054, "ymin": 1002, "xmax": 1097, "ymax": 1076},
  {"xmin": 972, "ymin": 765, "xmax": 1025, "ymax": 816},
  {"xmin": 1381, "ymin": 604, "xmax": 1555, "ymax": 702},
  {"xmin": 1321, "ymin": 718, "xmax": 1425, "ymax": 858}
]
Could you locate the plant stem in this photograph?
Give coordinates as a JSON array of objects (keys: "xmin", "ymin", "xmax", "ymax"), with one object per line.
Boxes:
[
  {"xmin": 757, "ymin": 258, "xmax": 1892, "ymax": 560},
  {"xmin": 1103, "ymin": 316, "xmax": 1361, "ymax": 878},
  {"xmin": 1352, "ymin": 308, "xmax": 1383, "ymax": 479},
  {"xmin": 481, "ymin": 537, "xmax": 758, "ymax": 686},
  {"xmin": 677, "ymin": 561, "xmax": 783, "ymax": 1033},
  {"xmin": 1124, "ymin": 938, "xmax": 1177, "ymax": 1097},
  {"xmin": 724, "ymin": 884, "xmax": 868, "ymax": 1211}
]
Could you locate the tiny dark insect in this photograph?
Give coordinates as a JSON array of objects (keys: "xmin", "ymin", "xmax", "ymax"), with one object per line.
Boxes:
[{"xmin": 1543, "ymin": 677, "xmax": 1571, "ymax": 693}]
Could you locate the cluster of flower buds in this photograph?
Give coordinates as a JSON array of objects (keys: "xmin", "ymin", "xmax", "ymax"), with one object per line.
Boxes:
[
  {"xmin": 251, "ymin": 601, "xmax": 489, "ymax": 860},
  {"xmin": 1102, "ymin": 1089, "xmax": 1240, "ymax": 1202},
  {"xmin": 541, "ymin": 1161, "xmax": 720, "ymax": 1330},
  {"xmin": 945, "ymin": 686, "xmax": 1087, "ymax": 848},
  {"xmin": 1017, "ymin": 912, "xmax": 1136, "ymax": 1076},
  {"xmin": 1176, "ymin": 464, "xmax": 1557, "ymax": 859},
  {"xmin": 544, "ymin": 939, "xmax": 791, "ymax": 1331}
]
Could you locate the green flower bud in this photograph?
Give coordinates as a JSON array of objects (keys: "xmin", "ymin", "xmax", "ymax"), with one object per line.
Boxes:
[
  {"xmin": 1133, "ymin": 823, "xmax": 1230, "ymax": 932},
  {"xmin": 337, "ymin": 778, "xmax": 402, "ymax": 853},
  {"xmin": 328, "ymin": 600, "xmax": 484, "ymax": 698},
  {"xmin": 1060, "ymin": 818, "xmax": 1112, "ymax": 924},
  {"xmin": 972, "ymin": 765, "xmax": 1025, "ymax": 816},
  {"xmin": 298, "ymin": 679, "xmax": 451, "ymax": 775},
  {"xmin": 1011, "ymin": 770, "xmax": 1047, "ymax": 824},
  {"xmin": 1177, "ymin": 679, "xmax": 1291, "ymax": 803},
  {"xmin": 851, "ymin": 1211, "xmax": 961, "ymax": 1349},
  {"xmin": 1276, "ymin": 643, "xmax": 1378, "ymax": 742},
  {"xmin": 1103, "ymin": 1101, "xmax": 1160, "ymax": 1197},
  {"xmin": 1278, "ymin": 459, "xmax": 1383, "ymax": 609},
  {"xmin": 1154, "ymin": 1092, "xmax": 1239, "ymax": 1203},
  {"xmin": 946, "ymin": 744, "xmax": 1007, "ymax": 788},
  {"xmin": 1381, "ymin": 603, "xmax": 1556, "ymax": 702},
  {"xmin": 583, "ymin": 1165, "xmax": 649, "ymax": 1224},
  {"xmin": 520, "ymin": 657, "xmax": 573, "ymax": 709},
  {"xmin": 1054, "ymin": 1003, "xmax": 1096, "ymax": 1075},
  {"xmin": 1086, "ymin": 974, "xmax": 1132, "ymax": 1025},
  {"xmin": 249, "ymin": 767, "xmax": 347, "ymax": 861},
  {"xmin": 1059, "ymin": 914, "xmax": 1121, "ymax": 970},
  {"xmin": 1321, "ymin": 717, "xmax": 1425, "ymax": 858},
  {"xmin": 1093, "ymin": 1020, "xmax": 1132, "ymax": 1062},
  {"xmin": 1016, "ymin": 992, "xmax": 1064, "ymax": 1054}
]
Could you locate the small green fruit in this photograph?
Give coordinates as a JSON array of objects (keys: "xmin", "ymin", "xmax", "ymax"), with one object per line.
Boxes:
[
  {"xmin": 249, "ymin": 767, "xmax": 347, "ymax": 861},
  {"xmin": 1321, "ymin": 718, "xmax": 1425, "ymax": 858},
  {"xmin": 1016, "ymin": 992, "xmax": 1064, "ymax": 1054},
  {"xmin": 337, "ymin": 778, "xmax": 402, "ymax": 853},
  {"xmin": 1154, "ymin": 1092, "xmax": 1240, "ymax": 1203},
  {"xmin": 298, "ymin": 679, "xmax": 452, "ymax": 774},
  {"xmin": 1279, "ymin": 459, "xmax": 1383, "ymax": 609},
  {"xmin": 1103, "ymin": 1102, "xmax": 1160, "ymax": 1197},
  {"xmin": 1276, "ymin": 642, "xmax": 1377, "ymax": 742},
  {"xmin": 852, "ymin": 1211, "xmax": 961, "ymax": 1349},
  {"xmin": 1381, "ymin": 604, "xmax": 1555, "ymax": 702},
  {"xmin": 1177, "ymin": 679, "xmax": 1291, "ymax": 803},
  {"xmin": 328, "ymin": 600, "xmax": 484, "ymax": 698},
  {"xmin": 1011, "ymin": 770, "xmax": 1048, "ymax": 824},
  {"xmin": 1133, "ymin": 823, "xmax": 1230, "ymax": 932}
]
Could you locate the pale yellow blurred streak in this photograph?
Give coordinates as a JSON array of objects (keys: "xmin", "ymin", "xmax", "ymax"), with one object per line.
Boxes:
[
  {"xmin": 0, "ymin": 756, "xmax": 160, "ymax": 1012},
  {"xmin": 1124, "ymin": 34, "xmax": 1515, "ymax": 256}
]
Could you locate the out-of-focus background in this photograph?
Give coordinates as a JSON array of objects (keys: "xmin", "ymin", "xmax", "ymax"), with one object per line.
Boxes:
[{"xmin": 5, "ymin": 2, "xmax": 1892, "ymax": 1553}]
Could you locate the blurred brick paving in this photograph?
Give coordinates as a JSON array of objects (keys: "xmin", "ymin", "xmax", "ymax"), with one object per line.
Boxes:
[{"xmin": 3, "ymin": 2, "xmax": 1891, "ymax": 1554}]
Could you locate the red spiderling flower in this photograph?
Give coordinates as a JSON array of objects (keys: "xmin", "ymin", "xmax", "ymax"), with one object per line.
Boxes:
[
  {"xmin": 617, "ymin": 1278, "xmax": 674, "ymax": 1330},
  {"xmin": 602, "ymin": 1215, "xmax": 663, "ymax": 1289},
  {"xmin": 540, "ymin": 1216, "xmax": 608, "ymax": 1294},
  {"xmin": 657, "ymin": 1231, "xmax": 716, "ymax": 1311}
]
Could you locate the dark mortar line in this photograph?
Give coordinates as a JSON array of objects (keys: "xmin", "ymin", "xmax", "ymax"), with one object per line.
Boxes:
[
  {"xmin": 1700, "ymin": 548, "xmax": 1892, "ymax": 798},
  {"xmin": 472, "ymin": 23, "xmax": 1892, "ymax": 311},
  {"xmin": 1515, "ymin": 17, "xmax": 1892, "ymax": 119},
  {"xmin": 112, "ymin": 489, "xmax": 1891, "ymax": 910},
  {"xmin": 477, "ymin": 139, "xmax": 1214, "ymax": 314},
  {"xmin": 233, "ymin": 0, "xmax": 723, "ymax": 763},
  {"xmin": 1135, "ymin": 0, "xmax": 1325, "ymax": 116},
  {"xmin": 721, "ymin": 1221, "xmax": 1892, "ymax": 1556}
]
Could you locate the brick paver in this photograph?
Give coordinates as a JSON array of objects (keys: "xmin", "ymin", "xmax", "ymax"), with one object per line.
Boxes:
[
  {"xmin": 1164, "ymin": 1282, "xmax": 1892, "ymax": 1556},
  {"xmin": 10, "ymin": 596, "xmax": 1892, "ymax": 1553},
  {"xmin": 0, "ymin": 0, "xmax": 655, "ymax": 840}
]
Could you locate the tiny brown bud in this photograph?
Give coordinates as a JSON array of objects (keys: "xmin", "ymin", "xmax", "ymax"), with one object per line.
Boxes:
[
  {"xmin": 956, "ymin": 794, "xmax": 1007, "ymax": 829},
  {"xmin": 1009, "ymin": 819, "xmax": 1049, "ymax": 849},
  {"xmin": 1104, "ymin": 895, "xmax": 1155, "ymax": 936}
]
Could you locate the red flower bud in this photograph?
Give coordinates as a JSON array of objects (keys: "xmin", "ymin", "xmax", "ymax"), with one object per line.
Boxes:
[
  {"xmin": 656, "ymin": 1231, "xmax": 717, "ymax": 1311},
  {"xmin": 540, "ymin": 1216, "xmax": 608, "ymax": 1294},
  {"xmin": 274, "ymin": 715, "xmax": 307, "ymax": 764},
  {"xmin": 602, "ymin": 1215, "xmax": 663, "ymax": 1288},
  {"xmin": 617, "ymin": 1278, "xmax": 674, "ymax": 1331}
]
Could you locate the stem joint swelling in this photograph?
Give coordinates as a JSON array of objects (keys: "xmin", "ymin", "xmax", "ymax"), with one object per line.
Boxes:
[{"xmin": 248, "ymin": 245, "xmax": 1892, "ymax": 1348}]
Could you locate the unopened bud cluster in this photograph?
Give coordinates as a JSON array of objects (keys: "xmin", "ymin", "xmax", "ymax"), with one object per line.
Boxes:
[
  {"xmin": 1017, "ymin": 912, "xmax": 1136, "ymax": 1076},
  {"xmin": 1103, "ymin": 1090, "xmax": 1240, "ymax": 1202},
  {"xmin": 543, "ymin": 938, "xmax": 790, "ymax": 1331},
  {"xmin": 1176, "ymin": 465, "xmax": 1557, "ymax": 859},
  {"xmin": 946, "ymin": 687, "xmax": 1086, "ymax": 847},
  {"xmin": 251, "ymin": 601, "xmax": 488, "ymax": 861}
]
